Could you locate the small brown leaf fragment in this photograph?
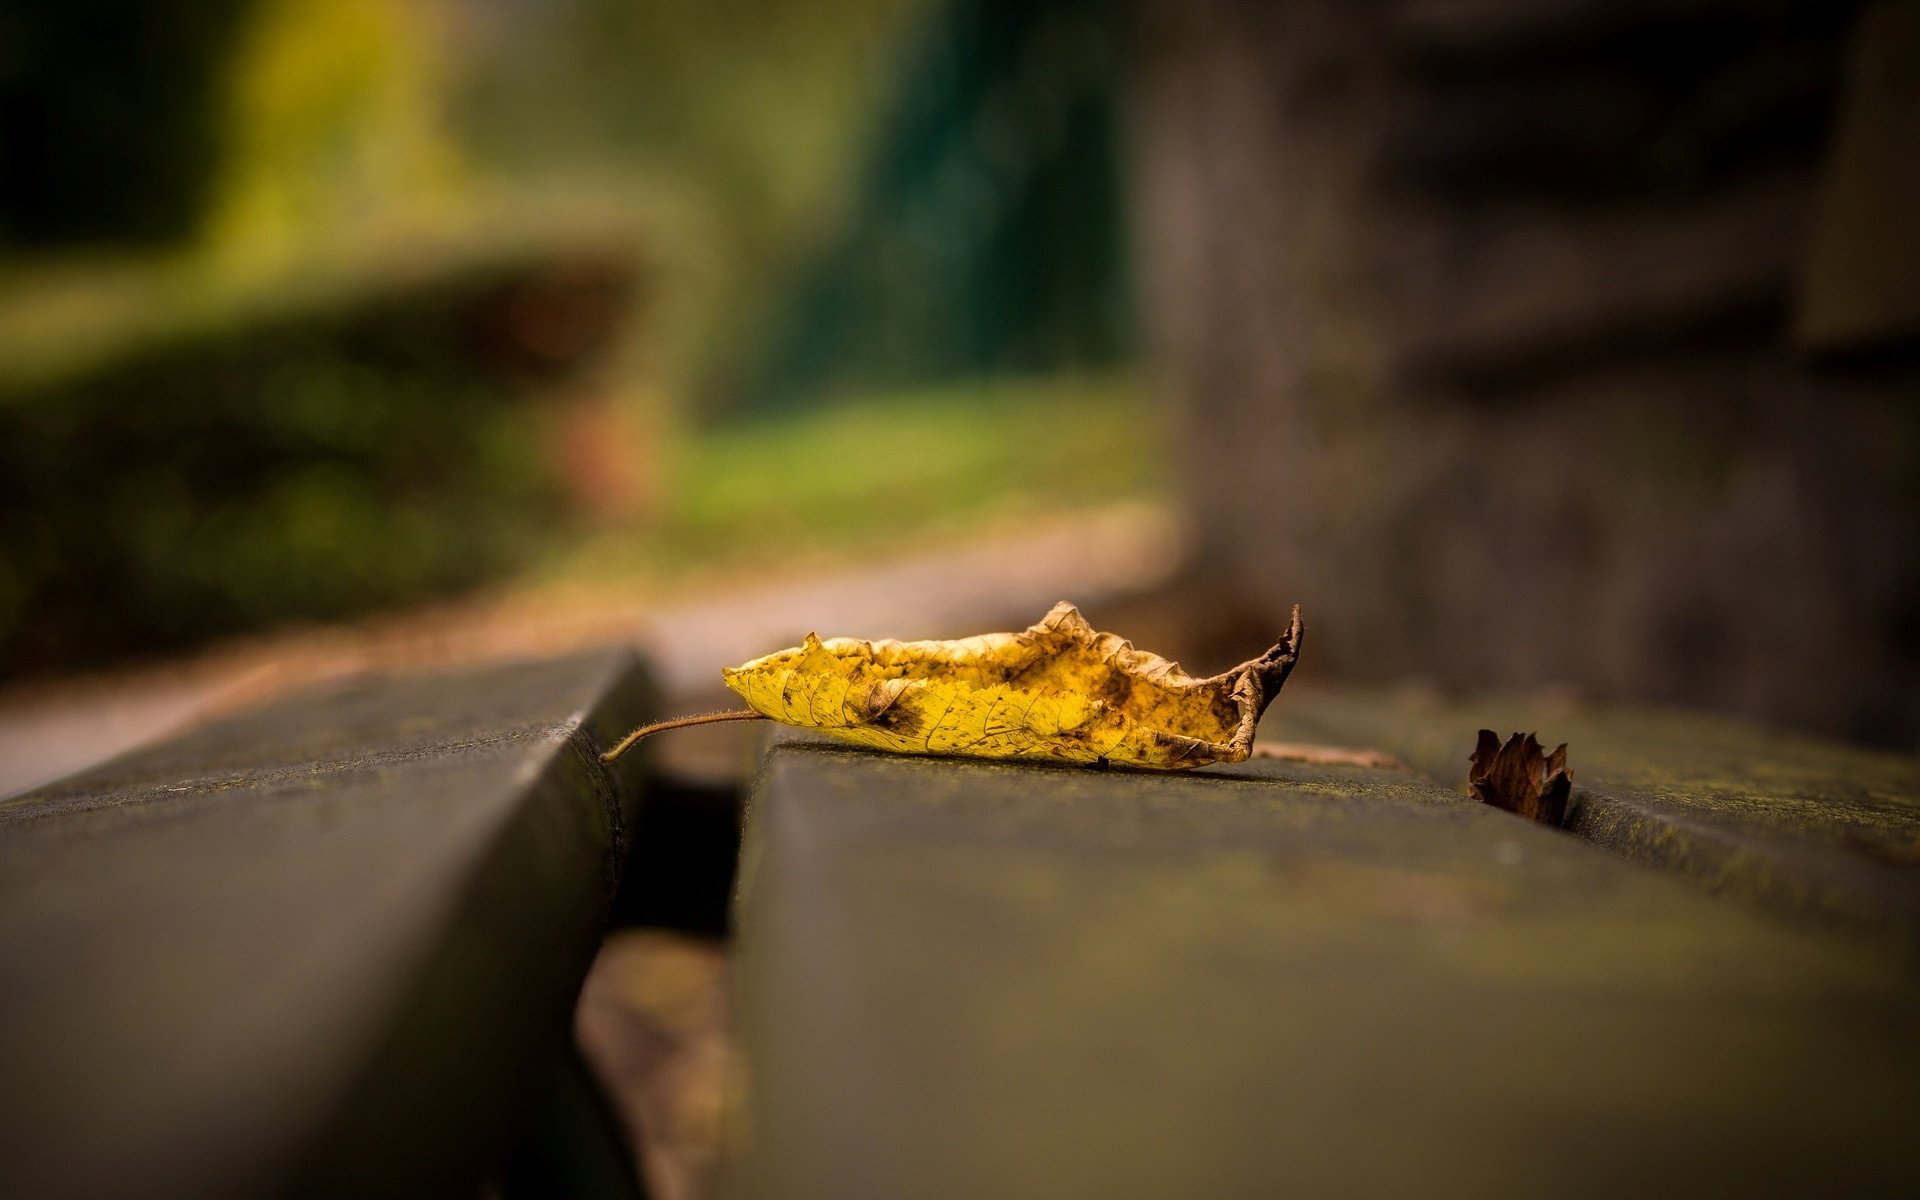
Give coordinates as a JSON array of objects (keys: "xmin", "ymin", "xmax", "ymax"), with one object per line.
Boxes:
[{"xmin": 1468, "ymin": 730, "xmax": 1572, "ymax": 826}]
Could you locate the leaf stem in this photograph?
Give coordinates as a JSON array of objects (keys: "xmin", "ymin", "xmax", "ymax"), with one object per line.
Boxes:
[{"xmin": 600, "ymin": 709, "xmax": 768, "ymax": 762}]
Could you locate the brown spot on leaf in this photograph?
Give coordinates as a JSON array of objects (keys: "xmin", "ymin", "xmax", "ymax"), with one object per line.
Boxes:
[
  {"xmin": 1468, "ymin": 730, "xmax": 1571, "ymax": 826},
  {"xmin": 1148, "ymin": 729, "xmax": 1213, "ymax": 764},
  {"xmin": 864, "ymin": 679, "xmax": 923, "ymax": 737}
]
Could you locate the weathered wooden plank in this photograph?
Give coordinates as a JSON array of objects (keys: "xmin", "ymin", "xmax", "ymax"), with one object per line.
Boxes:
[
  {"xmin": 0, "ymin": 650, "xmax": 654, "ymax": 1200},
  {"xmin": 1269, "ymin": 686, "xmax": 1920, "ymax": 941},
  {"xmin": 735, "ymin": 734, "xmax": 1919, "ymax": 1199}
]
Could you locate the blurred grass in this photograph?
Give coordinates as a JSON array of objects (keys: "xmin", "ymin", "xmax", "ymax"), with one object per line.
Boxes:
[
  {"xmin": 543, "ymin": 372, "xmax": 1166, "ymax": 587},
  {"xmin": 0, "ymin": 0, "xmax": 1161, "ymax": 678}
]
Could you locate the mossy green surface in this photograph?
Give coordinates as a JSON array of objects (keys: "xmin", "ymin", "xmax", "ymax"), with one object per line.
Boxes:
[
  {"xmin": 736, "ymin": 736, "xmax": 1920, "ymax": 1199},
  {"xmin": 1268, "ymin": 685, "xmax": 1920, "ymax": 938}
]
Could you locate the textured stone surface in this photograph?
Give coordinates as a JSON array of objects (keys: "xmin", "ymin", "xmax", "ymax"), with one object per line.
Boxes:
[
  {"xmin": 0, "ymin": 649, "xmax": 654, "ymax": 1200},
  {"xmin": 736, "ymin": 733, "xmax": 1920, "ymax": 1199},
  {"xmin": 1270, "ymin": 685, "xmax": 1920, "ymax": 941}
]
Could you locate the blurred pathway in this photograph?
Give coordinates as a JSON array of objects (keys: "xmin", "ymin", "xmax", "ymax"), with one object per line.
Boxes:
[{"xmin": 0, "ymin": 502, "xmax": 1178, "ymax": 798}]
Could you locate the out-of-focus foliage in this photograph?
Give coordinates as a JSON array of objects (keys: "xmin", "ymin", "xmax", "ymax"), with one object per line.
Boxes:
[
  {"xmin": 207, "ymin": 0, "xmax": 466, "ymax": 273},
  {"xmin": 0, "ymin": 0, "xmax": 929, "ymax": 399},
  {"xmin": 0, "ymin": 0, "xmax": 503, "ymax": 390},
  {"xmin": 0, "ymin": 0, "xmax": 1157, "ymax": 679},
  {"xmin": 0, "ymin": 0, "xmax": 254, "ymax": 246},
  {"xmin": 744, "ymin": 0, "xmax": 1131, "ymax": 412},
  {"xmin": 0, "ymin": 249, "xmax": 636, "ymax": 676},
  {"xmin": 0, "ymin": 0, "xmax": 648, "ymax": 677},
  {"xmin": 454, "ymin": 0, "xmax": 932, "ymax": 403}
]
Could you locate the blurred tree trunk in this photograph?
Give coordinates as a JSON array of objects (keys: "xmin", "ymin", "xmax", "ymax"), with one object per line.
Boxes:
[{"xmin": 1128, "ymin": 0, "xmax": 1920, "ymax": 746}]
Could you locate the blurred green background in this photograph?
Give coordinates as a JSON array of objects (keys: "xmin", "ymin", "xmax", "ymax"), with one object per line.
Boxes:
[{"xmin": 0, "ymin": 0, "xmax": 1151, "ymax": 677}]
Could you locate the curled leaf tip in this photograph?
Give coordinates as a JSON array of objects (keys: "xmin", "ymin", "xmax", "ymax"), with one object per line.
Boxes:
[
  {"xmin": 1468, "ymin": 730, "xmax": 1572, "ymax": 825},
  {"xmin": 718, "ymin": 601, "xmax": 1305, "ymax": 770}
]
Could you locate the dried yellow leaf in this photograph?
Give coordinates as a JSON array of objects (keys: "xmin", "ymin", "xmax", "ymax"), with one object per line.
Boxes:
[{"xmin": 716, "ymin": 601, "xmax": 1303, "ymax": 769}]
